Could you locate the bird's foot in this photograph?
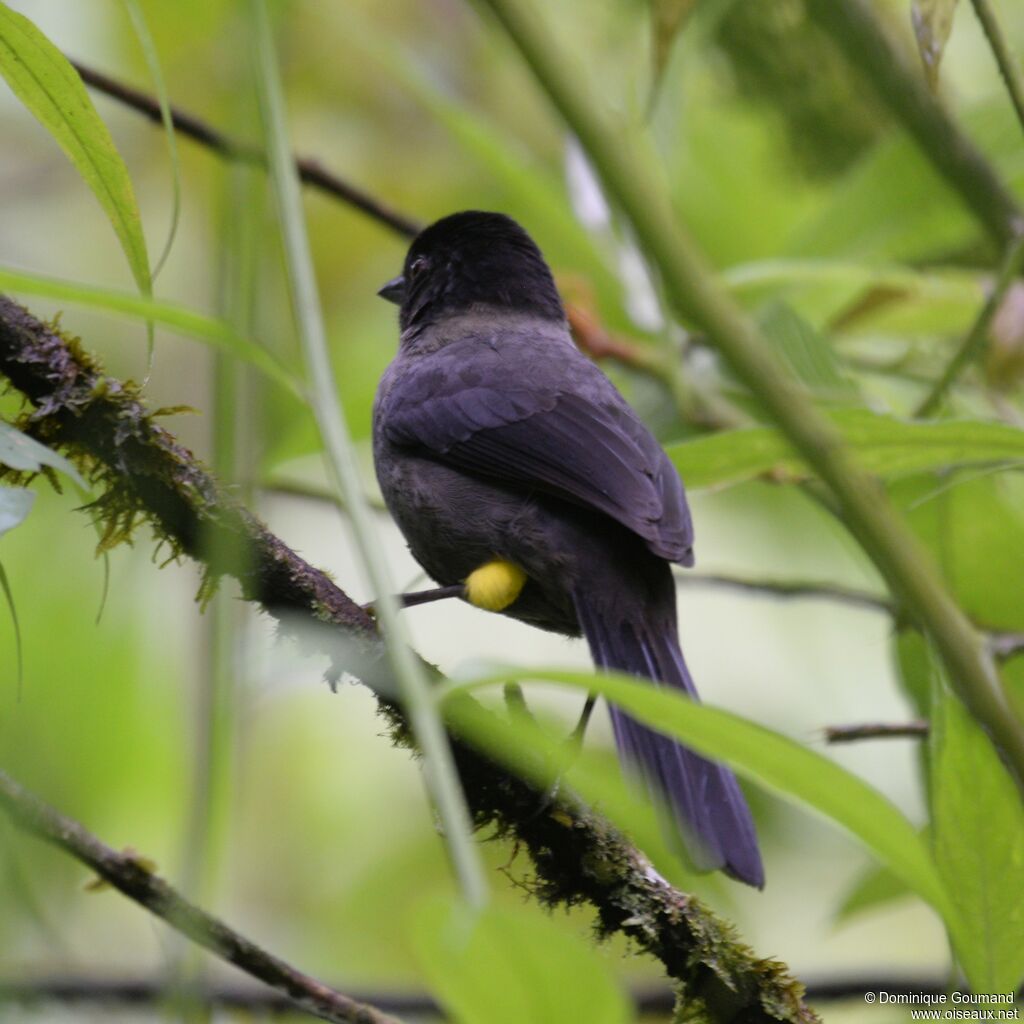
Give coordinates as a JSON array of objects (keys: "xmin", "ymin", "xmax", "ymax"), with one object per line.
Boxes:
[{"xmin": 526, "ymin": 693, "xmax": 598, "ymax": 821}]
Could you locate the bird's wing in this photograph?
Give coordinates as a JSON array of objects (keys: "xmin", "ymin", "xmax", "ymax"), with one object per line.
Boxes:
[{"xmin": 379, "ymin": 335, "xmax": 693, "ymax": 563}]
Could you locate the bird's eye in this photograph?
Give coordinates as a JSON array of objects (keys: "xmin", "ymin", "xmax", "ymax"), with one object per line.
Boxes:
[{"xmin": 409, "ymin": 256, "xmax": 429, "ymax": 279}]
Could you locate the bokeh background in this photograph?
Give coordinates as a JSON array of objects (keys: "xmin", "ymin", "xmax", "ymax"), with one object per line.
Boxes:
[{"xmin": 3, "ymin": 0, "xmax": 1024, "ymax": 1020}]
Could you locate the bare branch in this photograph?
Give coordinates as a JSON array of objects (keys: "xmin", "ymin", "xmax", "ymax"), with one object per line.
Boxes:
[
  {"xmin": 68, "ymin": 59, "xmax": 422, "ymax": 240},
  {"xmin": 676, "ymin": 571, "xmax": 894, "ymax": 614},
  {"xmin": 0, "ymin": 772, "xmax": 401, "ymax": 1024},
  {"xmin": 7, "ymin": 974, "xmax": 1006, "ymax": 1015},
  {"xmin": 825, "ymin": 721, "xmax": 929, "ymax": 744}
]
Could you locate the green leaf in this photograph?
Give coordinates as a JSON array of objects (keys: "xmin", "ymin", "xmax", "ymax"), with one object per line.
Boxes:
[
  {"xmin": 412, "ymin": 894, "xmax": 631, "ymax": 1024},
  {"xmin": 0, "ymin": 2, "xmax": 151, "ymax": 296},
  {"xmin": 758, "ymin": 302, "xmax": 857, "ymax": 401},
  {"xmin": 0, "ymin": 486, "xmax": 34, "ymax": 537},
  {"xmin": 0, "ymin": 266, "xmax": 303, "ymax": 399},
  {"xmin": 723, "ymin": 258, "xmax": 984, "ymax": 335},
  {"xmin": 893, "ymin": 627, "xmax": 933, "ymax": 717},
  {"xmin": 442, "ymin": 667, "xmax": 955, "ymax": 924},
  {"xmin": 441, "ymin": 691, "xmax": 712, "ymax": 891},
  {"xmin": 930, "ymin": 678, "xmax": 1024, "ymax": 991},
  {"xmin": 911, "ymin": 0, "xmax": 960, "ymax": 91},
  {"xmin": 836, "ymin": 860, "xmax": 912, "ymax": 923},
  {"xmin": 892, "ymin": 472, "xmax": 1024, "ymax": 632},
  {"xmin": 666, "ymin": 409, "xmax": 1024, "ymax": 489},
  {"xmin": 0, "ymin": 421, "xmax": 85, "ymax": 489}
]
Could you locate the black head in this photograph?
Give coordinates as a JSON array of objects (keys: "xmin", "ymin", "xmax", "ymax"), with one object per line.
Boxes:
[{"xmin": 377, "ymin": 211, "xmax": 565, "ymax": 332}]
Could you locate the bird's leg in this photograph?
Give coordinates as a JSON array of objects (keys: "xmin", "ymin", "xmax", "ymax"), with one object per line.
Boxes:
[
  {"xmin": 527, "ymin": 693, "xmax": 599, "ymax": 821},
  {"xmin": 397, "ymin": 584, "xmax": 466, "ymax": 608},
  {"xmin": 363, "ymin": 558, "xmax": 527, "ymax": 617},
  {"xmin": 361, "ymin": 583, "xmax": 464, "ymax": 617}
]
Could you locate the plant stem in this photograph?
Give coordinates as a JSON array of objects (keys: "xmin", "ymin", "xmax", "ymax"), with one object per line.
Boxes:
[
  {"xmin": 474, "ymin": 0, "xmax": 1024, "ymax": 786},
  {"xmin": 248, "ymin": 0, "xmax": 487, "ymax": 909},
  {"xmin": 969, "ymin": 0, "xmax": 1024, "ymax": 138},
  {"xmin": 915, "ymin": 234, "xmax": 1024, "ymax": 417}
]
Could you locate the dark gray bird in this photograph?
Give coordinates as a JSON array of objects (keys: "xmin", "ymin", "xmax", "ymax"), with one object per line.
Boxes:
[{"xmin": 373, "ymin": 210, "xmax": 763, "ymax": 887}]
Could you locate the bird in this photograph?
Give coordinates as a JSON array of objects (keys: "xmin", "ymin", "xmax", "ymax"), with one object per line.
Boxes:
[{"xmin": 372, "ymin": 210, "xmax": 764, "ymax": 887}]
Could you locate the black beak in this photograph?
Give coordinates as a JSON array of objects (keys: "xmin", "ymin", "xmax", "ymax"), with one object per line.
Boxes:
[{"xmin": 377, "ymin": 275, "xmax": 406, "ymax": 305}]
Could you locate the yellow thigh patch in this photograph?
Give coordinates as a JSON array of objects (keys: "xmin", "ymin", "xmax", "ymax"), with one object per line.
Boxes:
[{"xmin": 464, "ymin": 559, "xmax": 527, "ymax": 612}]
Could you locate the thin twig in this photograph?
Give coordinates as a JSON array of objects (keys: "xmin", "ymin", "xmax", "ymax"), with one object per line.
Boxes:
[
  {"xmin": 0, "ymin": 772, "xmax": 401, "ymax": 1024},
  {"xmin": 825, "ymin": 721, "xmax": 929, "ymax": 744},
  {"xmin": 676, "ymin": 571, "xmax": 894, "ymax": 614},
  {"xmin": 68, "ymin": 59, "xmax": 422, "ymax": 239},
  {"xmin": 7, "ymin": 974, "xmax": 1010, "ymax": 1014},
  {"xmin": 915, "ymin": 235, "xmax": 1024, "ymax": 417},
  {"xmin": 969, "ymin": 0, "xmax": 1024, "ymax": 139}
]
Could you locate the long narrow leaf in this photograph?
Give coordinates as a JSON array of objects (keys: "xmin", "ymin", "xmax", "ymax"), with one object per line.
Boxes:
[
  {"xmin": 0, "ymin": 266, "xmax": 302, "ymax": 398},
  {"xmin": 442, "ymin": 666, "xmax": 955, "ymax": 925},
  {"xmin": 0, "ymin": 2, "xmax": 150, "ymax": 296},
  {"xmin": 666, "ymin": 409, "xmax": 1024, "ymax": 489}
]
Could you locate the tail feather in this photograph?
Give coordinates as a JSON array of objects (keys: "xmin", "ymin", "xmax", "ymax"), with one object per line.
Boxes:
[{"xmin": 573, "ymin": 594, "xmax": 764, "ymax": 888}]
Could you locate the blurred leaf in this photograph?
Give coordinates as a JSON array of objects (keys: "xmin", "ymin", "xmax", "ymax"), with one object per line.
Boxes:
[
  {"xmin": 0, "ymin": 486, "xmax": 35, "ymax": 536},
  {"xmin": 891, "ymin": 472, "xmax": 1024, "ymax": 631},
  {"xmin": 0, "ymin": 2, "xmax": 151, "ymax": 296},
  {"xmin": 0, "ymin": 266, "xmax": 303, "ymax": 399},
  {"xmin": 0, "ymin": 421, "xmax": 85, "ymax": 489},
  {"xmin": 713, "ymin": 0, "xmax": 883, "ymax": 179},
  {"xmin": 836, "ymin": 859, "xmax": 912, "ymax": 922},
  {"xmin": 443, "ymin": 668, "xmax": 953, "ymax": 922},
  {"xmin": 786, "ymin": 134, "xmax": 971, "ymax": 263},
  {"xmin": 790, "ymin": 98, "xmax": 1024, "ymax": 266},
  {"xmin": 893, "ymin": 627, "xmax": 933, "ymax": 717},
  {"xmin": 666, "ymin": 410, "xmax": 1024, "ymax": 489},
  {"xmin": 413, "ymin": 895, "xmax": 631, "ymax": 1024},
  {"xmin": 649, "ymin": 0, "xmax": 696, "ymax": 97},
  {"xmin": 930, "ymin": 678, "xmax": 1024, "ymax": 991},
  {"xmin": 725, "ymin": 258, "xmax": 984, "ymax": 334},
  {"xmin": 759, "ymin": 302, "xmax": 857, "ymax": 401},
  {"xmin": 911, "ymin": 0, "xmax": 959, "ymax": 91},
  {"xmin": 0, "ymin": 556, "xmax": 23, "ymax": 696}
]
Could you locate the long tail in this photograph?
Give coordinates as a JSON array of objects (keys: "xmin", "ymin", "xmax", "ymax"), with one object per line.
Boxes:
[{"xmin": 573, "ymin": 592, "xmax": 764, "ymax": 888}]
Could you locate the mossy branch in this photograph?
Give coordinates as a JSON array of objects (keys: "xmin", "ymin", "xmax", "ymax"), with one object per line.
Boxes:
[{"xmin": 0, "ymin": 294, "xmax": 817, "ymax": 1024}]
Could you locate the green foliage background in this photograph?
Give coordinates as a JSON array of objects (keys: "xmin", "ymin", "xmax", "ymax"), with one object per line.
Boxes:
[{"xmin": 2, "ymin": 0, "xmax": 1024, "ymax": 1021}]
